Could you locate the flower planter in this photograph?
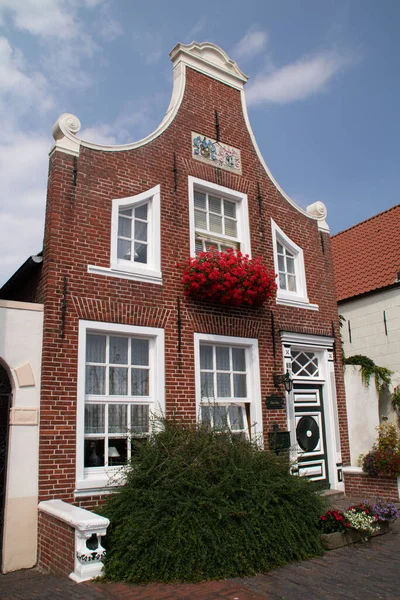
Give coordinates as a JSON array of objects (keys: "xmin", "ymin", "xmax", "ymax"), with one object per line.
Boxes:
[{"xmin": 321, "ymin": 522, "xmax": 391, "ymax": 550}]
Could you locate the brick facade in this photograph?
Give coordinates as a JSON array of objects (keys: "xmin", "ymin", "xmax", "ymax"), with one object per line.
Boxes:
[
  {"xmin": 37, "ymin": 512, "xmax": 75, "ymax": 577},
  {"xmin": 343, "ymin": 472, "xmax": 399, "ymax": 502},
  {"xmin": 33, "ymin": 47, "xmax": 350, "ymax": 507}
]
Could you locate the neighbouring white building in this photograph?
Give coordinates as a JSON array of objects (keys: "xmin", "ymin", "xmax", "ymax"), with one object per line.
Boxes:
[{"xmin": 332, "ymin": 203, "xmax": 400, "ymax": 465}]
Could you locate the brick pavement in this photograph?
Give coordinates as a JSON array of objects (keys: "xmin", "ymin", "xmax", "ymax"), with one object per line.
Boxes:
[{"xmin": 1, "ymin": 508, "xmax": 400, "ymax": 600}]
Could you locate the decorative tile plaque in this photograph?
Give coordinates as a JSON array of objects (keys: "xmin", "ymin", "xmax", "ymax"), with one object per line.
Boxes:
[{"xmin": 191, "ymin": 132, "xmax": 242, "ymax": 174}]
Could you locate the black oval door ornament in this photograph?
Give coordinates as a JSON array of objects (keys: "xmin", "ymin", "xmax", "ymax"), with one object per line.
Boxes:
[{"xmin": 296, "ymin": 416, "xmax": 320, "ymax": 452}]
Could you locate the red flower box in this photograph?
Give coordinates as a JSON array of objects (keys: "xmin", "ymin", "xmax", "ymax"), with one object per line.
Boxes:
[{"xmin": 181, "ymin": 248, "xmax": 277, "ymax": 307}]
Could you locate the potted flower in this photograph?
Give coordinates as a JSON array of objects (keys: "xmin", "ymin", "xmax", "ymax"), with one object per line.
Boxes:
[
  {"xmin": 181, "ymin": 248, "xmax": 277, "ymax": 308},
  {"xmin": 392, "ymin": 386, "xmax": 400, "ymax": 412}
]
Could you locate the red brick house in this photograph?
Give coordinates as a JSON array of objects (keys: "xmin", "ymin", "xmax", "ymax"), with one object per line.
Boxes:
[{"xmin": 0, "ymin": 42, "xmax": 349, "ymax": 576}]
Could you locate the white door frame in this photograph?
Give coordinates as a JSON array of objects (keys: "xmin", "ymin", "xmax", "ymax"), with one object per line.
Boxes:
[{"xmin": 280, "ymin": 332, "xmax": 344, "ymax": 491}]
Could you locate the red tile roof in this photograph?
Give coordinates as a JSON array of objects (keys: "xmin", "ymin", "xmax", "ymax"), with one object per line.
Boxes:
[{"xmin": 331, "ymin": 204, "xmax": 400, "ymax": 302}]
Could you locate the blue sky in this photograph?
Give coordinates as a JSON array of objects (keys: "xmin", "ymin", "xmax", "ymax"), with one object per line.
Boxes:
[{"xmin": 1, "ymin": 0, "xmax": 399, "ymax": 286}]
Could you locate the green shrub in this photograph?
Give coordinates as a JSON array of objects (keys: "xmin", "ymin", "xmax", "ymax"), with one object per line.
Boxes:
[{"xmin": 100, "ymin": 421, "xmax": 326, "ymax": 583}]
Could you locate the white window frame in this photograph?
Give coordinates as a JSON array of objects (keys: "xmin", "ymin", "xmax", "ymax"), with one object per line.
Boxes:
[
  {"xmin": 88, "ymin": 185, "xmax": 162, "ymax": 285},
  {"xmin": 271, "ymin": 219, "xmax": 318, "ymax": 311},
  {"xmin": 75, "ymin": 320, "xmax": 165, "ymax": 495},
  {"xmin": 188, "ymin": 176, "xmax": 251, "ymax": 257},
  {"xmin": 194, "ymin": 333, "xmax": 262, "ymax": 441}
]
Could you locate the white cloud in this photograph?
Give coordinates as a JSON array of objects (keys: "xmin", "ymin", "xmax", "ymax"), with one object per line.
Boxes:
[
  {"xmin": 246, "ymin": 51, "xmax": 352, "ymax": 105},
  {"xmin": 80, "ymin": 124, "xmax": 118, "ymax": 146},
  {"xmin": 0, "ymin": 36, "xmax": 54, "ymax": 113},
  {"xmin": 232, "ymin": 27, "xmax": 268, "ymax": 61},
  {"xmin": 0, "ymin": 132, "xmax": 49, "ymax": 285},
  {"xmin": 186, "ymin": 16, "xmax": 208, "ymax": 41},
  {"xmin": 0, "ymin": 0, "xmax": 122, "ymax": 87}
]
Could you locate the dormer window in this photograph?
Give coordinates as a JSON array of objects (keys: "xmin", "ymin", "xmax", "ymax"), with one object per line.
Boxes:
[{"xmin": 271, "ymin": 219, "xmax": 318, "ymax": 311}]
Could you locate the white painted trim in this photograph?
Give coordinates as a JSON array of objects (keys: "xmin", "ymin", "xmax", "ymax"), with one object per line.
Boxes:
[
  {"xmin": 280, "ymin": 331, "xmax": 335, "ymax": 348},
  {"xmin": 240, "ymin": 89, "xmax": 329, "ymax": 231},
  {"xmin": 75, "ymin": 320, "xmax": 165, "ymax": 492},
  {"xmin": 0, "ymin": 300, "xmax": 44, "ymax": 311},
  {"xmin": 342, "ymin": 466, "xmax": 364, "ymax": 475},
  {"xmin": 188, "ymin": 176, "xmax": 251, "ymax": 257},
  {"xmin": 276, "ymin": 298, "xmax": 319, "ymax": 311},
  {"xmin": 38, "ymin": 499, "xmax": 109, "ymax": 532},
  {"xmin": 271, "ymin": 219, "xmax": 312, "ymax": 307},
  {"xmin": 87, "ymin": 265, "xmax": 162, "ymax": 285},
  {"xmin": 193, "ymin": 333, "xmax": 263, "ymax": 442}
]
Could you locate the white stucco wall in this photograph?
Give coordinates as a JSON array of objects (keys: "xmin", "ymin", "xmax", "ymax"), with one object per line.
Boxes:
[
  {"xmin": 0, "ymin": 300, "xmax": 43, "ymax": 573},
  {"xmin": 345, "ymin": 365, "xmax": 380, "ymax": 466},
  {"xmin": 340, "ymin": 287, "xmax": 400, "ymax": 373}
]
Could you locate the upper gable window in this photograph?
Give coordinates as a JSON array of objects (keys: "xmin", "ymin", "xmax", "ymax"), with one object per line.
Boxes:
[
  {"xmin": 188, "ymin": 177, "xmax": 251, "ymax": 257},
  {"xmin": 88, "ymin": 185, "xmax": 161, "ymax": 284},
  {"xmin": 271, "ymin": 219, "xmax": 318, "ymax": 311}
]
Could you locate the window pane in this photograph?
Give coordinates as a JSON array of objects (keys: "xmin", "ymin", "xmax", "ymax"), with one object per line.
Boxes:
[
  {"xmin": 132, "ymin": 369, "xmax": 149, "ymax": 396},
  {"xmin": 85, "ymin": 366, "xmax": 105, "ymax": 395},
  {"xmin": 286, "ymin": 257, "xmax": 295, "ymax": 275},
  {"xmin": 279, "ymin": 273, "xmax": 287, "ymax": 289},
  {"xmin": 118, "ymin": 239, "xmax": 131, "ymax": 260},
  {"xmin": 86, "ymin": 335, "xmax": 106, "ymax": 363},
  {"xmin": 224, "ymin": 218, "xmax": 237, "ymax": 238},
  {"xmin": 109, "ymin": 367, "xmax": 128, "ymax": 395},
  {"xmin": 109, "ymin": 404, "xmax": 127, "ymax": 433},
  {"xmin": 228, "ymin": 405, "xmax": 244, "ymax": 431},
  {"xmin": 233, "ymin": 374, "xmax": 247, "ymax": 398},
  {"xmin": 288, "ymin": 275, "xmax": 296, "ymax": 292},
  {"xmin": 119, "ymin": 208, "xmax": 132, "ymax": 218},
  {"xmin": 84, "ymin": 439, "xmax": 104, "ymax": 468},
  {"xmin": 216, "ymin": 346, "xmax": 230, "ymax": 370},
  {"xmin": 209, "ymin": 213, "xmax": 222, "ymax": 234},
  {"xmin": 134, "ymin": 242, "xmax": 147, "ymax": 264},
  {"xmin": 109, "ymin": 336, "xmax": 128, "ymax": 364},
  {"xmin": 223, "ymin": 200, "xmax": 236, "ymax": 218},
  {"xmin": 134, "ymin": 220, "xmax": 147, "ymax": 242},
  {"xmin": 201, "ymin": 372, "xmax": 214, "ymax": 398},
  {"xmin": 85, "ymin": 404, "xmax": 105, "ymax": 434},
  {"xmin": 209, "ymin": 196, "xmax": 221, "ymax": 214},
  {"xmin": 135, "ymin": 203, "xmax": 148, "ymax": 220},
  {"xmin": 217, "ymin": 373, "xmax": 231, "ymax": 397},
  {"xmin": 194, "ymin": 191, "xmax": 206, "ymax": 210},
  {"xmin": 201, "ymin": 406, "xmax": 211, "ymax": 427},
  {"xmin": 108, "ymin": 438, "xmax": 127, "ymax": 466},
  {"xmin": 131, "ymin": 339, "xmax": 149, "ymax": 366},
  {"xmin": 278, "ymin": 254, "xmax": 285, "ymax": 272},
  {"xmin": 131, "ymin": 405, "xmax": 149, "ymax": 434},
  {"xmin": 118, "ymin": 216, "xmax": 131, "ymax": 238},
  {"xmin": 213, "ymin": 405, "xmax": 228, "ymax": 428},
  {"xmin": 277, "ymin": 242, "xmax": 284, "ymax": 255},
  {"xmin": 194, "ymin": 210, "xmax": 207, "ymax": 230},
  {"xmin": 232, "ymin": 348, "xmax": 246, "ymax": 372},
  {"xmin": 195, "ymin": 237, "xmax": 204, "ymax": 254},
  {"xmin": 200, "ymin": 345, "xmax": 213, "ymax": 369}
]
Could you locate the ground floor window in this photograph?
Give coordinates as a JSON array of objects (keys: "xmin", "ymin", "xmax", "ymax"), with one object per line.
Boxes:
[
  {"xmin": 194, "ymin": 333, "xmax": 262, "ymax": 441},
  {"xmin": 76, "ymin": 321, "xmax": 165, "ymax": 492}
]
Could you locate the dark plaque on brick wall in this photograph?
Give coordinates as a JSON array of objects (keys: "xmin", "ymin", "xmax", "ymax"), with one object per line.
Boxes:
[
  {"xmin": 265, "ymin": 394, "xmax": 284, "ymax": 409},
  {"xmin": 268, "ymin": 431, "xmax": 291, "ymax": 452}
]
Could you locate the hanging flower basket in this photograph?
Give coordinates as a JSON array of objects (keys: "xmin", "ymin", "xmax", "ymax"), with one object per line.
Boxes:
[{"xmin": 181, "ymin": 248, "xmax": 277, "ymax": 308}]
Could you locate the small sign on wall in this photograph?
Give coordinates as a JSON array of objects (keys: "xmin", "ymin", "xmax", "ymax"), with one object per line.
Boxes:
[{"xmin": 265, "ymin": 394, "xmax": 284, "ymax": 409}]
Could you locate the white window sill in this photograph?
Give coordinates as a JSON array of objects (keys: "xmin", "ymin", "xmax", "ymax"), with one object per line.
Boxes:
[
  {"xmin": 88, "ymin": 264, "xmax": 162, "ymax": 285},
  {"xmin": 75, "ymin": 468, "xmax": 127, "ymax": 496},
  {"xmin": 276, "ymin": 295, "xmax": 319, "ymax": 311}
]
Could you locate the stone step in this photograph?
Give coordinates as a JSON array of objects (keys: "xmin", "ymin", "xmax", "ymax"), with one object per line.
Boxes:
[{"xmin": 320, "ymin": 488, "xmax": 345, "ymax": 503}]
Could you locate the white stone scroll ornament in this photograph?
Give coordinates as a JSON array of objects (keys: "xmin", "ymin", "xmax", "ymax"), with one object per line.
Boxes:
[
  {"xmin": 306, "ymin": 201, "xmax": 329, "ymax": 232},
  {"xmin": 51, "ymin": 113, "xmax": 82, "ymax": 157}
]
